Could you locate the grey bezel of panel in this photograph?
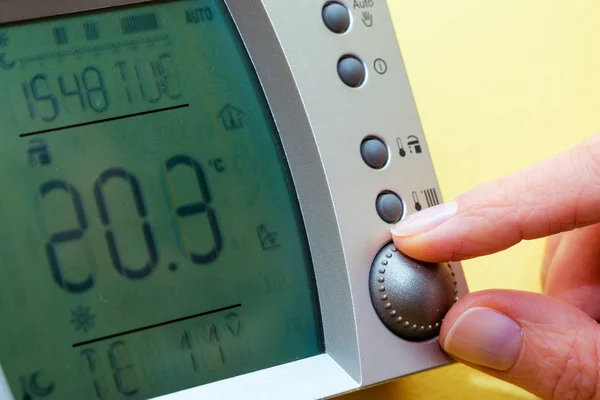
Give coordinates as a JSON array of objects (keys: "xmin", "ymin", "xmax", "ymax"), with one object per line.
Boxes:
[{"xmin": 0, "ymin": 0, "xmax": 470, "ymax": 399}]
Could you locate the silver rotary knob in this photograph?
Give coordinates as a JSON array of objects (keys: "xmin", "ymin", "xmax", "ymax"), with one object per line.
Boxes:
[{"xmin": 369, "ymin": 242, "xmax": 458, "ymax": 341}]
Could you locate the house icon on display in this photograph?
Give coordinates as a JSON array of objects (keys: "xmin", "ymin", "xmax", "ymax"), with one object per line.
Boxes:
[{"xmin": 218, "ymin": 104, "xmax": 244, "ymax": 131}]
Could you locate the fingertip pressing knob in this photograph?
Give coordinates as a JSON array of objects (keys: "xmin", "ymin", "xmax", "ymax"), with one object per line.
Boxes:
[{"xmin": 369, "ymin": 242, "xmax": 458, "ymax": 341}]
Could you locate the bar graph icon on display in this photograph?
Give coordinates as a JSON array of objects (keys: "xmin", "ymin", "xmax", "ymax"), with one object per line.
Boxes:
[{"xmin": 52, "ymin": 26, "xmax": 68, "ymax": 45}]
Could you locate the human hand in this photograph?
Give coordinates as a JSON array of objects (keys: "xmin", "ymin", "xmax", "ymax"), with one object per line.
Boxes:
[{"xmin": 391, "ymin": 134, "xmax": 600, "ymax": 400}]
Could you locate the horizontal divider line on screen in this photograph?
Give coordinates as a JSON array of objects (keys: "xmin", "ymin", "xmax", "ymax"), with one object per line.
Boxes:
[
  {"xmin": 20, "ymin": 103, "xmax": 190, "ymax": 138},
  {"xmin": 72, "ymin": 303, "xmax": 242, "ymax": 348}
]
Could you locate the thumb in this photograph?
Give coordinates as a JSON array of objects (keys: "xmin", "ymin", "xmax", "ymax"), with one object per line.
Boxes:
[{"xmin": 440, "ymin": 290, "xmax": 600, "ymax": 400}]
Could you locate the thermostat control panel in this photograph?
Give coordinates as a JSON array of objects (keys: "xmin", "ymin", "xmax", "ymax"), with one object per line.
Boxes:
[{"xmin": 0, "ymin": 1, "xmax": 469, "ymax": 399}]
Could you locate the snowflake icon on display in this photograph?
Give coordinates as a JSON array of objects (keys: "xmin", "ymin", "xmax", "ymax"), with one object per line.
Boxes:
[
  {"xmin": 70, "ymin": 305, "xmax": 96, "ymax": 332},
  {"xmin": 0, "ymin": 30, "xmax": 8, "ymax": 48}
]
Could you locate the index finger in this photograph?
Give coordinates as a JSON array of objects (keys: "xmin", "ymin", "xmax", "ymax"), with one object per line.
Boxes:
[{"xmin": 391, "ymin": 134, "xmax": 600, "ymax": 262}]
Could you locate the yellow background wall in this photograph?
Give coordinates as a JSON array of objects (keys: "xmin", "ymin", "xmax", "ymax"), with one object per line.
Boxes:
[{"xmin": 341, "ymin": 1, "xmax": 600, "ymax": 399}]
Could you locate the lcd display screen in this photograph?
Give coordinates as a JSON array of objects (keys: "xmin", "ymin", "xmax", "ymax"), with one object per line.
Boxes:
[{"xmin": 0, "ymin": 0, "xmax": 324, "ymax": 398}]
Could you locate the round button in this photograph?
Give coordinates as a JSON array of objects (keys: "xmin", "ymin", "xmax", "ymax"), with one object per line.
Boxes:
[
  {"xmin": 338, "ymin": 56, "xmax": 366, "ymax": 88},
  {"xmin": 369, "ymin": 242, "xmax": 458, "ymax": 342},
  {"xmin": 322, "ymin": 2, "xmax": 351, "ymax": 34},
  {"xmin": 361, "ymin": 137, "xmax": 389, "ymax": 169},
  {"xmin": 376, "ymin": 192, "xmax": 404, "ymax": 224}
]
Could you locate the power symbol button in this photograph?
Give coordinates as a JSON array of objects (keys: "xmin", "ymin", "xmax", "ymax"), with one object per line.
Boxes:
[{"xmin": 374, "ymin": 58, "xmax": 388, "ymax": 75}]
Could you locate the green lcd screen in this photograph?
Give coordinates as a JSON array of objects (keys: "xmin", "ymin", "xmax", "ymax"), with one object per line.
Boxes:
[{"xmin": 0, "ymin": 1, "xmax": 324, "ymax": 398}]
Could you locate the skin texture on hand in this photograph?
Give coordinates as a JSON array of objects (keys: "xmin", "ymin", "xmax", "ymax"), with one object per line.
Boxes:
[{"xmin": 391, "ymin": 134, "xmax": 600, "ymax": 400}]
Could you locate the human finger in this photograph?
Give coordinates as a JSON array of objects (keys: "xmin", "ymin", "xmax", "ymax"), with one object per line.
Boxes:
[
  {"xmin": 391, "ymin": 134, "xmax": 600, "ymax": 262},
  {"xmin": 542, "ymin": 223, "xmax": 600, "ymax": 320},
  {"xmin": 439, "ymin": 289, "xmax": 600, "ymax": 400}
]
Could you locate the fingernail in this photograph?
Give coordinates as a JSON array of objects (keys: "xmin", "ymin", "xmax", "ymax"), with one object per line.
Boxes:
[
  {"xmin": 391, "ymin": 201, "xmax": 458, "ymax": 237},
  {"xmin": 442, "ymin": 307, "xmax": 523, "ymax": 371}
]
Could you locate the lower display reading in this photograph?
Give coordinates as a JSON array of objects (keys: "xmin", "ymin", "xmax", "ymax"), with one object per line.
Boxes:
[{"xmin": 0, "ymin": 1, "xmax": 324, "ymax": 398}]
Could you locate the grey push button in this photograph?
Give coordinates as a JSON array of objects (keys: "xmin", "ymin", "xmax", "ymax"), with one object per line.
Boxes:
[
  {"xmin": 322, "ymin": 2, "xmax": 350, "ymax": 34},
  {"xmin": 369, "ymin": 242, "xmax": 458, "ymax": 342},
  {"xmin": 376, "ymin": 192, "xmax": 404, "ymax": 224},
  {"xmin": 338, "ymin": 56, "xmax": 366, "ymax": 88},
  {"xmin": 361, "ymin": 137, "xmax": 388, "ymax": 169}
]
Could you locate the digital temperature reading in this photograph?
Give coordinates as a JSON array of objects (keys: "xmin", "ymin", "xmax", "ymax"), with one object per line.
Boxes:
[{"xmin": 0, "ymin": 1, "xmax": 324, "ymax": 399}]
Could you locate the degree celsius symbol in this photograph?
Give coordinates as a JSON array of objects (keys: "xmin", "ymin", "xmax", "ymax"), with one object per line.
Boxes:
[{"xmin": 208, "ymin": 158, "xmax": 226, "ymax": 173}]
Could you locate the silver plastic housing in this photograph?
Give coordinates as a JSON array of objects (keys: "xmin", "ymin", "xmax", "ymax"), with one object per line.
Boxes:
[{"xmin": 0, "ymin": 0, "xmax": 470, "ymax": 399}]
